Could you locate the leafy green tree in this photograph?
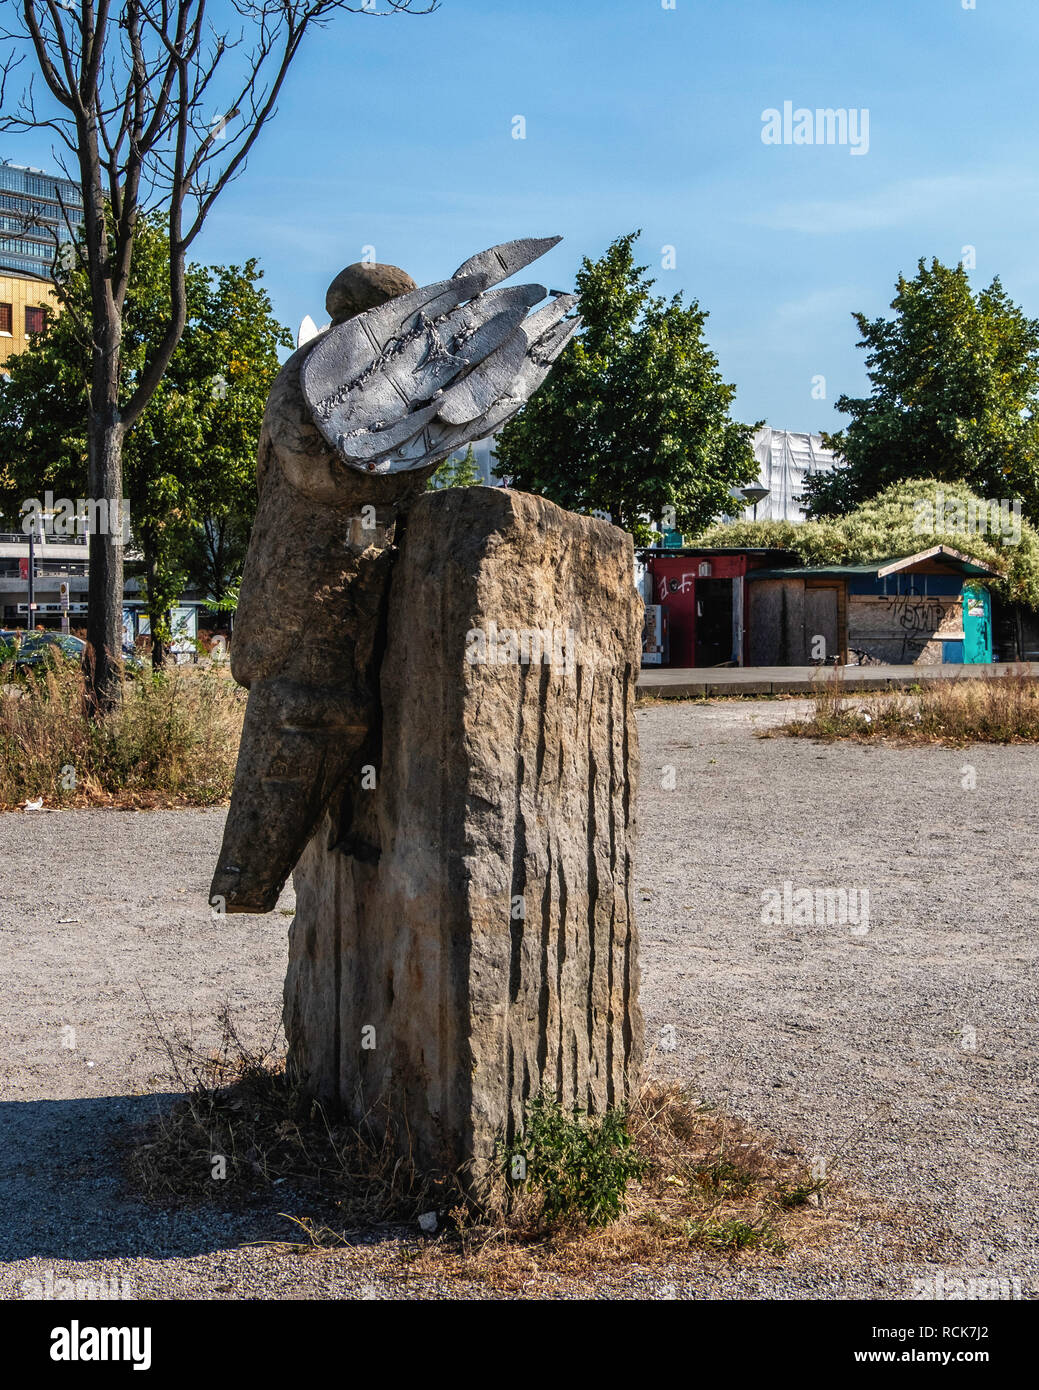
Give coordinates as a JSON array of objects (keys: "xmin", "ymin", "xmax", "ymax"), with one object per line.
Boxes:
[
  {"xmin": 427, "ymin": 444, "xmax": 482, "ymax": 490},
  {"xmin": 492, "ymin": 232, "xmax": 758, "ymax": 542},
  {"xmin": 0, "ymin": 213, "xmax": 291, "ymax": 664},
  {"xmin": 805, "ymin": 259, "xmax": 1039, "ymax": 520}
]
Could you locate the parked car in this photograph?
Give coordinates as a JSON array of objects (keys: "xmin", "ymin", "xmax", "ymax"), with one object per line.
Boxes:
[
  {"xmin": 1, "ymin": 629, "xmax": 145, "ymax": 674},
  {"xmin": 0, "ymin": 630, "xmax": 87, "ymax": 671}
]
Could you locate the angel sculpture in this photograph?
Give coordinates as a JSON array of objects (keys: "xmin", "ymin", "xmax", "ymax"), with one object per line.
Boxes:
[{"xmin": 210, "ymin": 237, "xmax": 580, "ymax": 914}]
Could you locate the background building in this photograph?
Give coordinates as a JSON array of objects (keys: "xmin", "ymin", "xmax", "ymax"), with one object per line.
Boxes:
[
  {"xmin": 734, "ymin": 427, "xmax": 838, "ymax": 523},
  {"xmin": 0, "ymin": 269, "xmax": 56, "ymax": 367},
  {"xmin": 0, "ymin": 159, "xmax": 80, "ymax": 368},
  {"xmin": 640, "ymin": 544, "xmax": 999, "ymax": 669},
  {"xmin": 0, "ymin": 160, "xmax": 82, "ymax": 278},
  {"xmin": 745, "ymin": 548, "xmax": 996, "ymax": 666},
  {"xmin": 0, "ymin": 526, "xmax": 89, "ymax": 628}
]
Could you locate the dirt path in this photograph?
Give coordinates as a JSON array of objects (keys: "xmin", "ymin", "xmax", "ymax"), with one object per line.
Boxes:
[{"xmin": 1, "ymin": 700, "xmax": 1036, "ymax": 1299}]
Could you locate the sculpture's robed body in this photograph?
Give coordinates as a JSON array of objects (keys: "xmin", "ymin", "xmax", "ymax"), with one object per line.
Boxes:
[{"xmin": 210, "ymin": 238, "xmax": 581, "ymax": 914}]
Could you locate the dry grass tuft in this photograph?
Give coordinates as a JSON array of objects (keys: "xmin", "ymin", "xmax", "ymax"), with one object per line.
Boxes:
[
  {"xmin": 435, "ymin": 1084, "xmax": 824, "ymax": 1275},
  {"xmin": 127, "ymin": 1004, "xmax": 460, "ymax": 1224},
  {"xmin": 0, "ymin": 659, "xmax": 245, "ymax": 808},
  {"xmin": 126, "ymin": 1014, "xmax": 886, "ymax": 1290},
  {"xmin": 773, "ymin": 665, "xmax": 1039, "ymax": 746}
]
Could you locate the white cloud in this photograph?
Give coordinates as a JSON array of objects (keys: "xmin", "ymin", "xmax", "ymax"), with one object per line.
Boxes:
[
  {"xmin": 773, "ymin": 286, "xmax": 862, "ymax": 324},
  {"xmin": 755, "ymin": 173, "xmax": 1039, "ymax": 235}
]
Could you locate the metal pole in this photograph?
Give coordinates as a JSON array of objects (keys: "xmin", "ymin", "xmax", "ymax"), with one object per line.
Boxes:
[{"xmin": 27, "ymin": 522, "xmax": 35, "ymax": 628}]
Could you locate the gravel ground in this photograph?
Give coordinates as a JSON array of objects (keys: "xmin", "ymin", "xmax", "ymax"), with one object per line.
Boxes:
[{"xmin": 1, "ymin": 698, "xmax": 1036, "ymax": 1300}]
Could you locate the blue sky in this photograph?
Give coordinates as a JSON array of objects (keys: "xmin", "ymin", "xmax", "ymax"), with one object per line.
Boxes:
[{"xmin": 10, "ymin": 0, "xmax": 1039, "ymax": 434}]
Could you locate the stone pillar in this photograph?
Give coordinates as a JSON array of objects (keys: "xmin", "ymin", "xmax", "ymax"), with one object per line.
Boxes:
[{"xmin": 285, "ymin": 486, "xmax": 644, "ymax": 1186}]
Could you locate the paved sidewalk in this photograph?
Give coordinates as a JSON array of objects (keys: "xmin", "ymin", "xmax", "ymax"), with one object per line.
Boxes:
[{"xmin": 638, "ymin": 661, "xmax": 1030, "ymax": 698}]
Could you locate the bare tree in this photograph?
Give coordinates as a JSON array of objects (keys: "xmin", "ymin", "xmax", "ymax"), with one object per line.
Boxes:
[{"xmin": 0, "ymin": 0, "xmax": 434, "ymax": 707}]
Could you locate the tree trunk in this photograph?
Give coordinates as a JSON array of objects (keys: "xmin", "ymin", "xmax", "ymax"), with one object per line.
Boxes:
[
  {"xmin": 151, "ymin": 618, "xmax": 169, "ymax": 669},
  {"xmin": 143, "ymin": 541, "xmax": 168, "ymax": 669},
  {"xmin": 86, "ymin": 412, "xmax": 125, "ymax": 712},
  {"xmin": 84, "ymin": 261, "xmax": 125, "ymax": 713}
]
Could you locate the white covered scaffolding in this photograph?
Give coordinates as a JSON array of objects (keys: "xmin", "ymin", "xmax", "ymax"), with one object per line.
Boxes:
[{"xmin": 735, "ymin": 427, "xmax": 838, "ymax": 523}]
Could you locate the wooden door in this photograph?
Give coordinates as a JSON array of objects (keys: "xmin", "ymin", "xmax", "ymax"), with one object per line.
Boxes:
[{"xmin": 803, "ymin": 585, "xmax": 839, "ymax": 664}]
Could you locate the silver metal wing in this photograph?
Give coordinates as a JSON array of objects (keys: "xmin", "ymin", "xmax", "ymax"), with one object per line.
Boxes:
[{"xmin": 300, "ymin": 237, "xmax": 581, "ymax": 474}]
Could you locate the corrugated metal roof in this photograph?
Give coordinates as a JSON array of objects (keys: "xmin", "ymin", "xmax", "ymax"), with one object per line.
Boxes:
[
  {"xmin": 747, "ymin": 563, "xmax": 883, "ymax": 580},
  {"xmin": 746, "ymin": 546, "xmax": 1001, "ymax": 580},
  {"xmin": 637, "ymin": 547, "xmax": 797, "ymax": 557}
]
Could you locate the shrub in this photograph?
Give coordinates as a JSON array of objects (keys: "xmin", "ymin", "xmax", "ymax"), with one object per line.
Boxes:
[
  {"xmin": 504, "ymin": 1091, "xmax": 647, "ymax": 1228},
  {"xmin": 0, "ymin": 658, "xmax": 246, "ymax": 806}
]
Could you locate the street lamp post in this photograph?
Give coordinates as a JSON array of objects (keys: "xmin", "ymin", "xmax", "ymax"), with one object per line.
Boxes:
[
  {"xmin": 741, "ymin": 483, "xmax": 770, "ymax": 521},
  {"xmin": 27, "ymin": 520, "xmax": 37, "ymax": 628}
]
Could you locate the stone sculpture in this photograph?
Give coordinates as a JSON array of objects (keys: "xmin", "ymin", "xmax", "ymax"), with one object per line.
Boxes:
[
  {"xmin": 210, "ymin": 238, "xmax": 580, "ymax": 914},
  {"xmin": 210, "ymin": 237, "xmax": 644, "ymax": 1186}
]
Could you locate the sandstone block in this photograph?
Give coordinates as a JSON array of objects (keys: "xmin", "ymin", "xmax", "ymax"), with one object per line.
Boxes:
[{"xmin": 285, "ymin": 486, "xmax": 644, "ymax": 1185}]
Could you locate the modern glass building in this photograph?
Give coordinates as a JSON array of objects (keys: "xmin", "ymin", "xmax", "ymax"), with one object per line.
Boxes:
[{"xmin": 0, "ymin": 161, "xmax": 83, "ymax": 280}]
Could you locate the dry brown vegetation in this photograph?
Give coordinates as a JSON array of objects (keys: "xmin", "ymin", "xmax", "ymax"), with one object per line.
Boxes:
[
  {"xmin": 774, "ymin": 666, "xmax": 1039, "ymax": 746},
  {"xmin": 0, "ymin": 659, "xmax": 245, "ymax": 808},
  {"xmin": 126, "ymin": 1007, "xmax": 893, "ymax": 1291},
  {"xmin": 128, "ymin": 1005, "xmax": 460, "ymax": 1223}
]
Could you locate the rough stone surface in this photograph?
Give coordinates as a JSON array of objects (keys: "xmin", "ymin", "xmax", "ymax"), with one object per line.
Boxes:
[
  {"xmin": 208, "ymin": 332, "xmax": 434, "ymax": 915},
  {"xmin": 211, "ymin": 241, "xmax": 628, "ymax": 1191},
  {"xmin": 285, "ymin": 486, "xmax": 645, "ymax": 1183},
  {"xmin": 324, "ymin": 262, "xmax": 418, "ymax": 323}
]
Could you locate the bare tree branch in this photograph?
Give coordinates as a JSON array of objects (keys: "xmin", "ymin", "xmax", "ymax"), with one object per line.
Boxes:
[{"xmin": 0, "ymin": 0, "xmax": 437, "ymax": 707}]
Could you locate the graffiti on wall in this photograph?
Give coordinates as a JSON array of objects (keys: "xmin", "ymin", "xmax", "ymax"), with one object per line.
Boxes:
[
  {"xmin": 847, "ymin": 591, "xmax": 961, "ymax": 665},
  {"xmin": 886, "ymin": 593, "xmax": 951, "ymax": 635},
  {"xmin": 658, "ymin": 573, "xmax": 695, "ymax": 601}
]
